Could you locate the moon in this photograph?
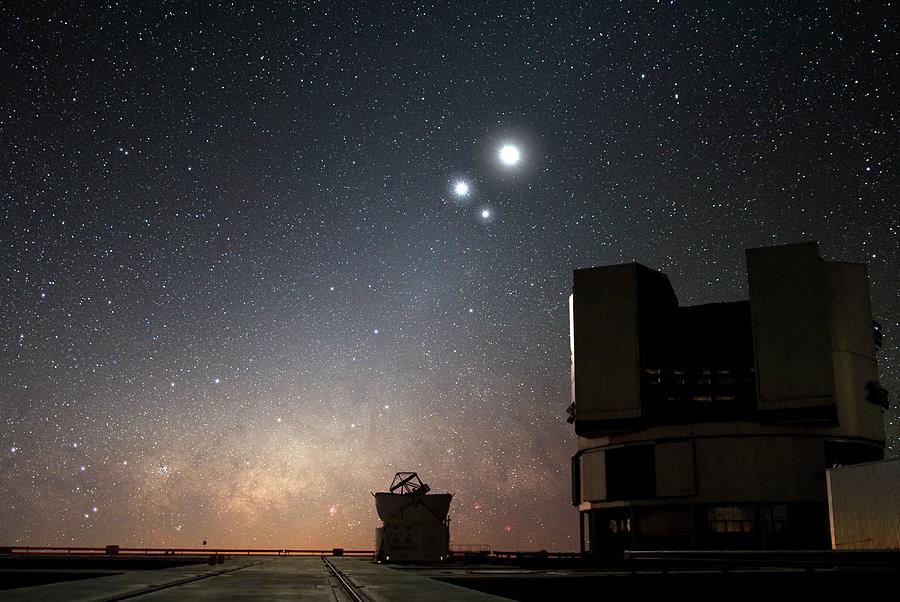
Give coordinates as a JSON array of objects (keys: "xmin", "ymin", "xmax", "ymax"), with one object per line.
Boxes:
[{"xmin": 499, "ymin": 144, "xmax": 520, "ymax": 166}]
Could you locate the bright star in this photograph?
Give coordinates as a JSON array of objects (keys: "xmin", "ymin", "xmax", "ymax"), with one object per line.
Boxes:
[
  {"xmin": 454, "ymin": 181, "xmax": 470, "ymax": 196},
  {"xmin": 499, "ymin": 144, "xmax": 520, "ymax": 165},
  {"xmin": 481, "ymin": 209, "xmax": 491, "ymax": 219}
]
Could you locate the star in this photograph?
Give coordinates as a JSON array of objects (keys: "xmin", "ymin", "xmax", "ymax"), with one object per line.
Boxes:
[
  {"xmin": 454, "ymin": 181, "xmax": 470, "ymax": 196},
  {"xmin": 481, "ymin": 209, "xmax": 492, "ymax": 219}
]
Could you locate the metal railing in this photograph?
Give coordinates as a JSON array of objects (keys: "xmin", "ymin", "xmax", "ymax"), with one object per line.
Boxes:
[
  {"xmin": 450, "ymin": 543, "xmax": 491, "ymax": 553},
  {"xmin": 0, "ymin": 545, "xmax": 374, "ymax": 557}
]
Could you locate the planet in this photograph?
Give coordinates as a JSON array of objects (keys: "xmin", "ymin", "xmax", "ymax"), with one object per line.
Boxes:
[{"xmin": 499, "ymin": 144, "xmax": 520, "ymax": 165}]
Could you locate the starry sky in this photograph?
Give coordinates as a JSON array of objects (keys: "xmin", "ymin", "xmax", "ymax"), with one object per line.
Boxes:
[{"xmin": 1, "ymin": 2, "xmax": 897, "ymax": 551}]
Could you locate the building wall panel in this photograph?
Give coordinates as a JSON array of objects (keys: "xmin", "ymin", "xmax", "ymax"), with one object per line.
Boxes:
[
  {"xmin": 581, "ymin": 449, "xmax": 607, "ymax": 502},
  {"xmin": 572, "ymin": 265, "xmax": 642, "ymax": 421},
  {"xmin": 827, "ymin": 459, "xmax": 900, "ymax": 550},
  {"xmin": 696, "ymin": 437, "xmax": 825, "ymax": 502},
  {"xmin": 747, "ymin": 243, "xmax": 835, "ymax": 411},
  {"xmin": 655, "ymin": 441, "xmax": 696, "ymax": 497}
]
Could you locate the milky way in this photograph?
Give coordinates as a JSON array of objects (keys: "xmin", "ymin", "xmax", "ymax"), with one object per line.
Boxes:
[{"xmin": 1, "ymin": 2, "xmax": 897, "ymax": 550}]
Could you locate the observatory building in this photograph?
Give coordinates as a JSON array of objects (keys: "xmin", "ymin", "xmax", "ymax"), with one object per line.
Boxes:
[
  {"xmin": 569, "ymin": 242, "xmax": 888, "ymax": 551},
  {"xmin": 374, "ymin": 472, "xmax": 453, "ymax": 563}
]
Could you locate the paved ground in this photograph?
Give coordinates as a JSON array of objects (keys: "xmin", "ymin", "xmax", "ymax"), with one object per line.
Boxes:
[
  {"xmin": 1, "ymin": 557, "xmax": 513, "ymax": 601},
  {"xmin": 5, "ymin": 554, "xmax": 896, "ymax": 600},
  {"xmin": 330, "ymin": 557, "xmax": 511, "ymax": 601}
]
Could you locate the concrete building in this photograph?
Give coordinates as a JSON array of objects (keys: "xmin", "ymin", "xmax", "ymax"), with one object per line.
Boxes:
[{"xmin": 569, "ymin": 242, "xmax": 888, "ymax": 551}]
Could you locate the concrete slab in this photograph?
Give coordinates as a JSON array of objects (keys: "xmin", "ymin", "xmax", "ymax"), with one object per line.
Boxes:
[
  {"xmin": 0, "ymin": 558, "xmax": 321, "ymax": 602},
  {"xmin": 137, "ymin": 558, "xmax": 336, "ymax": 601},
  {"xmin": 1, "ymin": 556, "xmax": 513, "ymax": 601},
  {"xmin": 330, "ymin": 557, "xmax": 514, "ymax": 601}
]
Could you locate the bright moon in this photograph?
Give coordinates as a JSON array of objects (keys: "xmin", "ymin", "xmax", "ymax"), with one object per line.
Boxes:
[
  {"xmin": 454, "ymin": 181, "xmax": 470, "ymax": 196},
  {"xmin": 499, "ymin": 144, "xmax": 520, "ymax": 165}
]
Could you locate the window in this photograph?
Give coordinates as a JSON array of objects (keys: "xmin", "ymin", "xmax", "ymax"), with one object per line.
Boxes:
[
  {"xmin": 608, "ymin": 518, "xmax": 631, "ymax": 534},
  {"xmin": 707, "ymin": 506, "xmax": 757, "ymax": 533},
  {"xmin": 763, "ymin": 504, "xmax": 789, "ymax": 533}
]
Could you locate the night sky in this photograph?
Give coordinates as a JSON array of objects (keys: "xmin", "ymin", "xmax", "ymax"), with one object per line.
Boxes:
[{"xmin": 1, "ymin": 2, "xmax": 897, "ymax": 551}]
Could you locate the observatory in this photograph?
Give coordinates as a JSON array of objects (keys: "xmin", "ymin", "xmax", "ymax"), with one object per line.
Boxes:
[
  {"xmin": 374, "ymin": 472, "xmax": 453, "ymax": 563},
  {"xmin": 569, "ymin": 242, "xmax": 888, "ymax": 551}
]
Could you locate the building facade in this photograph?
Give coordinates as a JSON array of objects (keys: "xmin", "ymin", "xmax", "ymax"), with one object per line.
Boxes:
[{"xmin": 569, "ymin": 242, "xmax": 888, "ymax": 551}]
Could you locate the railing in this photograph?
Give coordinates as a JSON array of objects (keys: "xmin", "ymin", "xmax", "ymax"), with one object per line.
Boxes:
[
  {"xmin": 491, "ymin": 550, "xmax": 582, "ymax": 560},
  {"xmin": 450, "ymin": 543, "xmax": 491, "ymax": 553},
  {"xmin": 3, "ymin": 546, "xmax": 899, "ymax": 572},
  {"xmin": 0, "ymin": 546, "xmax": 374, "ymax": 557},
  {"xmin": 621, "ymin": 548, "xmax": 900, "ymax": 572}
]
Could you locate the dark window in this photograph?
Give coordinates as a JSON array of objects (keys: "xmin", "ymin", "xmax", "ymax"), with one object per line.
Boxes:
[
  {"xmin": 608, "ymin": 517, "xmax": 631, "ymax": 534},
  {"xmin": 606, "ymin": 445, "xmax": 655, "ymax": 500},
  {"xmin": 762, "ymin": 504, "xmax": 789, "ymax": 533}
]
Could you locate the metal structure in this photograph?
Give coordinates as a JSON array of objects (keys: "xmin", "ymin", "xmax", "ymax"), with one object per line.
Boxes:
[
  {"xmin": 322, "ymin": 556, "xmax": 367, "ymax": 602},
  {"xmin": 389, "ymin": 472, "xmax": 431, "ymax": 495},
  {"xmin": 374, "ymin": 472, "xmax": 452, "ymax": 563},
  {"xmin": 827, "ymin": 458, "xmax": 900, "ymax": 550}
]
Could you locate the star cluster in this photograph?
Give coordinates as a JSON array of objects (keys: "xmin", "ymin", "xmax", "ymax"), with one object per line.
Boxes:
[{"xmin": 1, "ymin": 2, "xmax": 897, "ymax": 550}]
